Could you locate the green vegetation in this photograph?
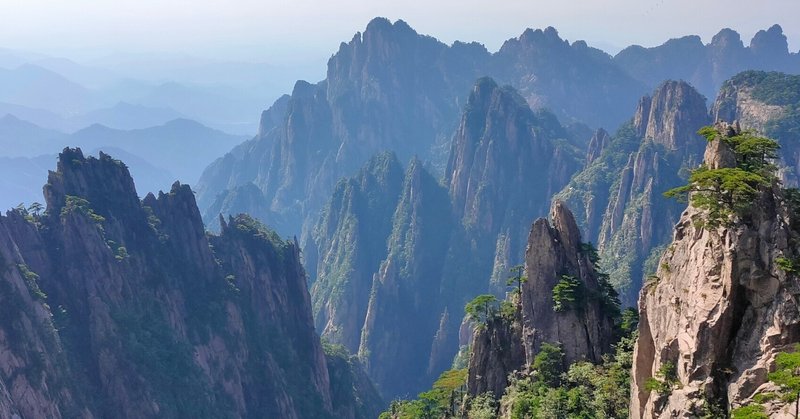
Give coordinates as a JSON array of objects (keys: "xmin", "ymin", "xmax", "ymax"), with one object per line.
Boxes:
[
  {"xmin": 619, "ymin": 308, "xmax": 639, "ymax": 336},
  {"xmin": 531, "ymin": 343, "xmax": 565, "ymax": 387},
  {"xmin": 379, "ymin": 369, "xmax": 467, "ymax": 419},
  {"xmin": 731, "ymin": 404, "xmax": 769, "ymax": 419},
  {"xmin": 580, "ymin": 242, "xmax": 601, "ymax": 265},
  {"xmin": 777, "ymin": 257, "xmax": 800, "ymax": 274},
  {"xmin": 644, "ymin": 361, "xmax": 680, "ymax": 397},
  {"xmin": 13, "ymin": 202, "xmax": 45, "ymax": 224},
  {"xmin": 112, "ymin": 305, "xmax": 233, "ymax": 418},
  {"xmin": 717, "ymin": 344, "xmax": 800, "ymax": 418},
  {"xmin": 732, "ymin": 71, "xmax": 800, "ymax": 107},
  {"xmin": 17, "ymin": 264, "xmax": 46, "ymax": 301},
  {"xmin": 465, "ymin": 294, "xmax": 499, "ymax": 327},
  {"xmin": 552, "ymin": 275, "xmax": 582, "ymax": 312},
  {"xmin": 61, "ymin": 195, "xmax": 106, "ymax": 224},
  {"xmin": 506, "ymin": 264, "xmax": 527, "ymax": 298},
  {"xmin": 596, "ymin": 272, "xmax": 621, "ymax": 317},
  {"xmin": 665, "ymin": 127, "xmax": 779, "ymax": 227},
  {"xmin": 502, "ymin": 335, "xmax": 635, "ymax": 418},
  {"xmin": 466, "ymin": 393, "xmax": 498, "ymax": 419},
  {"xmin": 769, "ymin": 344, "xmax": 800, "ymax": 417},
  {"xmin": 723, "ymin": 71, "xmax": 800, "ymax": 147}
]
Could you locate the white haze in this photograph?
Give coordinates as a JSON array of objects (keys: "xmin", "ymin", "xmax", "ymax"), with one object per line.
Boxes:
[{"xmin": 2, "ymin": 0, "xmax": 798, "ymax": 65}]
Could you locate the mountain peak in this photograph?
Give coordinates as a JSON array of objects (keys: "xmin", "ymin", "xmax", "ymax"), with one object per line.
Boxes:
[
  {"xmin": 43, "ymin": 147, "xmax": 141, "ymax": 217},
  {"xmin": 550, "ymin": 199, "xmax": 582, "ymax": 251},
  {"xmin": 633, "ymin": 80, "xmax": 709, "ymax": 150},
  {"xmin": 750, "ymin": 23, "xmax": 789, "ymax": 56},
  {"xmin": 709, "ymin": 28, "xmax": 744, "ymax": 49},
  {"xmin": 363, "ymin": 17, "xmax": 418, "ymax": 39},
  {"xmin": 516, "ymin": 26, "xmax": 568, "ymax": 48}
]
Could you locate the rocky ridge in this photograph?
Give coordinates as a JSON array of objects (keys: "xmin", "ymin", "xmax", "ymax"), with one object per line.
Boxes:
[
  {"xmin": 195, "ymin": 18, "xmax": 644, "ymax": 244},
  {"xmin": 308, "ymin": 78, "xmax": 583, "ymax": 399},
  {"xmin": 615, "ymin": 24, "xmax": 800, "ymax": 101},
  {"xmin": 0, "ymin": 148, "xmax": 382, "ymax": 419},
  {"xmin": 466, "ymin": 201, "xmax": 617, "ymax": 398},
  {"xmin": 556, "ymin": 80, "xmax": 710, "ymax": 305},
  {"xmin": 712, "ymin": 71, "xmax": 800, "ymax": 187},
  {"xmin": 631, "ymin": 123, "xmax": 800, "ymax": 417}
]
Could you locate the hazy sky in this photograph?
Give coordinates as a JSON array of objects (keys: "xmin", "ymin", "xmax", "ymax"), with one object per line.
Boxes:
[{"xmin": 3, "ymin": 0, "xmax": 798, "ymax": 62}]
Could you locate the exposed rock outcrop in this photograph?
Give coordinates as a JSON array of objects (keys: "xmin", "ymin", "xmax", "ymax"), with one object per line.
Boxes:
[
  {"xmin": 466, "ymin": 315, "xmax": 525, "ymax": 398},
  {"xmin": 586, "ymin": 128, "xmax": 611, "ymax": 166},
  {"xmin": 0, "ymin": 148, "xmax": 382, "ymax": 419},
  {"xmin": 631, "ymin": 124, "xmax": 800, "ymax": 417},
  {"xmin": 521, "ymin": 201, "xmax": 616, "ymax": 365},
  {"xmin": 311, "ymin": 152, "xmax": 404, "ymax": 353},
  {"xmin": 711, "ymin": 71, "xmax": 800, "ymax": 187},
  {"xmin": 466, "ymin": 201, "xmax": 617, "ymax": 398},
  {"xmin": 556, "ymin": 80, "xmax": 709, "ymax": 305}
]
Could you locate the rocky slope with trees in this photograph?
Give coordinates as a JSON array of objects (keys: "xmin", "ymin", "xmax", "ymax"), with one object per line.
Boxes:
[
  {"xmin": 194, "ymin": 18, "xmax": 645, "ymax": 241},
  {"xmin": 0, "ymin": 149, "xmax": 382, "ymax": 419},
  {"xmin": 308, "ymin": 77, "xmax": 583, "ymax": 399},
  {"xmin": 632, "ymin": 122, "xmax": 800, "ymax": 417},
  {"xmin": 556, "ymin": 80, "xmax": 710, "ymax": 305}
]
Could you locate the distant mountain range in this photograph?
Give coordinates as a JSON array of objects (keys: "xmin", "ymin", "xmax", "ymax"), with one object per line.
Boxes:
[
  {"xmin": 0, "ymin": 116, "xmax": 246, "ymax": 209},
  {"xmin": 0, "ymin": 51, "xmax": 298, "ymax": 135},
  {"xmin": 193, "ymin": 18, "xmax": 800, "ymax": 399}
]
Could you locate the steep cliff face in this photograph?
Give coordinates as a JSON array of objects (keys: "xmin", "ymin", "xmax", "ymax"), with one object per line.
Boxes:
[
  {"xmin": 310, "ymin": 152, "xmax": 404, "ymax": 353},
  {"xmin": 712, "ymin": 71, "xmax": 800, "ymax": 186},
  {"xmin": 359, "ymin": 158, "xmax": 455, "ymax": 398},
  {"xmin": 521, "ymin": 201, "xmax": 617, "ymax": 366},
  {"xmin": 465, "ymin": 201, "xmax": 617, "ymax": 399},
  {"xmin": 615, "ymin": 24, "xmax": 800, "ymax": 100},
  {"xmin": 556, "ymin": 81, "xmax": 709, "ymax": 305},
  {"xmin": 494, "ymin": 26, "xmax": 646, "ymax": 129},
  {"xmin": 195, "ymin": 18, "xmax": 646, "ymax": 245},
  {"xmin": 0, "ymin": 149, "xmax": 382, "ymax": 419},
  {"xmin": 585, "ymin": 128, "xmax": 611, "ymax": 166},
  {"xmin": 445, "ymin": 77, "xmax": 582, "ymax": 286},
  {"xmin": 307, "ymin": 150, "xmax": 468, "ymax": 400},
  {"xmin": 307, "ymin": 78, "xmax": 585, "ymax": 399},
  {"xmin": 446, "ymin": 77, "xmax": 580, "ymax": 235},
  {"xmin": 466, "ymin": 315, "xmax": 525, "ymax": 398},
  {"xmin": 631, "ymin": 125, "xmax": 800, "ymax": 417}
]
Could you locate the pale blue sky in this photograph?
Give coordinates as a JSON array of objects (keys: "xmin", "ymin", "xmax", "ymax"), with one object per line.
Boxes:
[{"xmin": 3, "ymin": 0, "xmax": 798, "ymax": 62}]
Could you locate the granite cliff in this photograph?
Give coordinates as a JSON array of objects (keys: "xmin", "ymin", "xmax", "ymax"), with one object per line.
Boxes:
[
  {"xmin": 466, "ymin": 202, "xmax": 618, "ymax": 399},
  {"xmin": 0, "ymin": 149, "xmax": 382, "ymax": 419},
  {"xmin": 309, "ymin": 78, "xmax": 583, "ymax": 399},
  {"xmin": 556, "ymin": 80, "xmax": 710, "ymax": 305},
  {"xmin": 631, "ymin": 123, "xmax": 800, "ymax": 417}
]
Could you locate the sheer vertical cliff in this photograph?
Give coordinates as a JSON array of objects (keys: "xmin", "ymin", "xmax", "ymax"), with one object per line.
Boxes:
[
  {"xmin": 466, "ymin": 202, "xmax": 617, "ymax": 398},
  {"xmin": 195, "ymin": 18, "xmax": 645, "ymax": 244},
  {"xmin": 556, "ymin": 80, "xmax": 709, "ymax": 305},
  {"xmin": 712, "ymin": 71, "xmax": 800, "ymax": 187},
  {"xmin": 631, "ymin": 124, "xmax": 800, "ymax": 417},
  {"xmin": 310, "ymin": 152, "xmax": 404, "ymax": 353},
  {"xmin": 309, "ymin": 78, "xmax": 584, "ymax": 399},
  {"xmin": 0, "ymin": 149, "xmax": 382, "ymax": 418},
  {"xmin": 357, "ymin": 158, "xmax": 455, "ymax": 397}
]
